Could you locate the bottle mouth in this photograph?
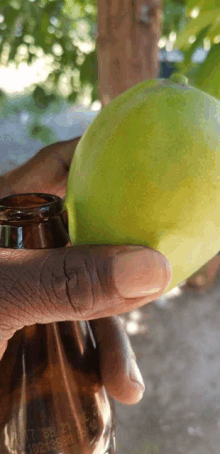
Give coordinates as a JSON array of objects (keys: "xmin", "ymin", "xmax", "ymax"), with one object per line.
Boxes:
[{"xmin": 0, "ymin": 193, "xmax": 63, "ymax": 223}]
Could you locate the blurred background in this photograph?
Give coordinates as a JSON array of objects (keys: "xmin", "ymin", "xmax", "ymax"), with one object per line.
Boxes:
[
  {"xmin": 1, "ymin": 0, "xmax": 219, "ymax": 172},
  {"xmin": 1, "ymin": 0, "xmax": 220, "ymax": 453}
]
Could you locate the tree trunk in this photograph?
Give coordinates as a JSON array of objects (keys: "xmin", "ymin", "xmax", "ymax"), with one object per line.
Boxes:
[{"xmin": 97, "ymin": 0, "xmax": 162, "ymax": 105}]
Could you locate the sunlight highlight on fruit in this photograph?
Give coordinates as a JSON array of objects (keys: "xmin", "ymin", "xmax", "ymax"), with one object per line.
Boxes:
[{"xmin": 65, "ymin": 75, "xmax": 220, "ymax": 293}]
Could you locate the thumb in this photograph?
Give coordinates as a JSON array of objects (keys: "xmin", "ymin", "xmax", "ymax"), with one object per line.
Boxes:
[{"xmin": 0, "ymin": 245, "xmax": 171, "ymax": 337}]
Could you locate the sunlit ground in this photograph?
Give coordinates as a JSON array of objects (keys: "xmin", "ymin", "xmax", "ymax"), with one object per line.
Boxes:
[{"xmin": 119, "ymin": 284, "xmax": 185, "ymax": 336}]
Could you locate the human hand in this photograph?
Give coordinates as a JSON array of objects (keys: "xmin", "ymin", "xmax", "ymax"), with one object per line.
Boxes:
[
  {"xmin": 0, "ymin": 138, "xmax": 172, "ymax": 405},
  {"xmin": 0, "ymin": 136, "xmax": 81, "ymax": 200}
]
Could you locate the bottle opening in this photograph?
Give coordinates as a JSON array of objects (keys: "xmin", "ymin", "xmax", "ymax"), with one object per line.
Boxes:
[
  {"xmin": 0, "ymin": 193, "xmax": 63, "ymax": 222},
  {"xmin": 0, "ymin": 193, "xmax": 54, "ymax": 208}
]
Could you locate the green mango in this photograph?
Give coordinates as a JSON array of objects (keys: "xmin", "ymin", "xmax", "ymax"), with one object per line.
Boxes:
[{"xmin": 65, "ymin": 75, "xmax": 220, "ymax": 292}]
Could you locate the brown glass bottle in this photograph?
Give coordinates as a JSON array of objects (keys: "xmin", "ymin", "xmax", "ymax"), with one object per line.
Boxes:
[{"xmin": 0, "ymin": 193, "xmax": 116, "ymax": 454}]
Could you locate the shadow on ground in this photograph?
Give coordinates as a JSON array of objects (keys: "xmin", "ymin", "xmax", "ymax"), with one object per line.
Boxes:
[{"xmin": 116, "ymin": 276, "xmax": 220, "ymax": 454}]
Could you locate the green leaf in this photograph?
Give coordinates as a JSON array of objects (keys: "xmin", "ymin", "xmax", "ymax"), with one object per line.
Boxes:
[
  {"xmin": 80, "ymin": 50, "xmax": 97, "ymax": 84},
  {"xmin": 91, "ymin": 81, "xmax": 99, "ymax": 102},
  {"xmin": 162, "ymin": 0, "xmax": 185, "ymax": 36},
  {"xmin": 8, "ymin": 42, "xmax": 19, "ymax": 61},
  {"xmin": 28, "ymin": 122, "xmax": 57, "ymax": 144},
  {"xmin": 27, "ymin": 51, "xmax": 34, "ymax": 64},
  {"xmin": 32, "ymin": 86, "xmax": 56, "ymax": 110},
  {"xmin": 189, "ymin": 42, "xmax": 220, "ymax": 99},
  {"xmin": 0, "ymin": 89, "xmax": 6, "ymax": 104},
  {"xmin": 67, "ymin": 90, "xmax": 78, "ymax": 103},
  {"xmin": 178, "ymin": 24, "xmax": 212, "ymax": 74},
  {"xmin": 175, "ymin": 10, "xmax": 220, "ymax": 49},
  {"xmin": 206, "ymin": 22, "xmax": 220, "ymax": 40},
  {"xmin": 60, "ymin": 48, "xmax": 77, "ymax": 66},
  {"xmin": 185, "ymin": 24, "xmax": 212, "ymax": 61},
  {"xmin": 186, "ymin": 0, "xmax": 220, "ymax": 15},
  {"xmin": 44, "ymin": 1, "xmax": 64, "ymax": 16},
  {"xmin": 0, "ymin": 0, "xmax": 12, "ymax": 6},
  {"xmin": 3, "ymin": 6, "xmax": 19, "ymax": 26},
  {"xmin": 64, "ymin": 0, "xmax": 84, "ymax": 18},
  {"xmin": 40, "ymin": 12, "xmax": 50, "ymax": 37}
]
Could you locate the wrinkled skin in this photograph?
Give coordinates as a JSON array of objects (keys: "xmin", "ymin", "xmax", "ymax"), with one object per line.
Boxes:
[{"xmin": 0, "ymin": 137, "xmax": 172, "ymax": 404}]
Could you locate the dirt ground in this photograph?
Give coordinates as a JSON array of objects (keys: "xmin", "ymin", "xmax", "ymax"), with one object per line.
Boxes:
[
  {"xmin": 1, "ymin": 103, "xmax": 220, "ymax": 454},
  {"xmin": 117, "ymin": 276, "xmax": 220, "ymax": 454}
]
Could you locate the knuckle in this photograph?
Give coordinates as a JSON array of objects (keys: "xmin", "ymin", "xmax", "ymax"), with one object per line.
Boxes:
[
  {"xmin": 0, "ymin": 274, "xmax": 32, "ymax": 332},
  {"xmin": 0, "ymin": 247, "xmax": 119, "ymax": 329},
  {"xmin": 33, "ymin": 249, "xmax": 96, "ymax": 319},
  {"xmin": 60, "ymin": 249, "xmax": 110, "ymax": 318},
  {"xmin": 63, "ymin": 250, "xmax": 103, "ymax": 317},
  {"xmin": 0, "ymin": 251, "xmax": 49, "ymax": 328}
]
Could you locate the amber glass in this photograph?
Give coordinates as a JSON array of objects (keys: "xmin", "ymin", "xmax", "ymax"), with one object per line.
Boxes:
[{"xmin": 0, "ymin": 193, "xmax": 116, "ymax": 454}]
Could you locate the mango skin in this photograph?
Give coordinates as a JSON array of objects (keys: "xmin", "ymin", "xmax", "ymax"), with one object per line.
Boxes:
[{"xmin": 65, "ymin": 78, "xmax": 220, "ymax": 292}]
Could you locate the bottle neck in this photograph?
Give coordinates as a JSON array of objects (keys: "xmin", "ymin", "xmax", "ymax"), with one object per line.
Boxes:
[{"xmin": 0, "ymin": 193, "xmax": 69, "ymax": 249}]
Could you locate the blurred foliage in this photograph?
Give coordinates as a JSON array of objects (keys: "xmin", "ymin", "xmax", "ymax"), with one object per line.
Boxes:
[
  {"xmin": 162, "ymin": 0, "xmax": 187, "ymax": 38},
  {"xmin": 171, "ymin": 0, "xmax": 220, "ymax": 100},
  {"xmin": 0, "ymin": 0, "xmax": 97, "ymax": 105},
  {"xmin": 0, "ymin": 0, "xmax": 98, "ymax": 143},
  {"xmin": 1, "ymin": 0, "xmax": 220, "ymax": 145}
]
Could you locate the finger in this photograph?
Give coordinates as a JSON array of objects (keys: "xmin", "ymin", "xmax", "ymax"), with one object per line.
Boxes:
[
  {"xmin": 0, "ymin": 341, "xmax": 8, "ymax": 362},
  {"xmin": 90, "ymin": 316, "xmax": 145, "ymax": 405},
  {"xmin": 1, "ymin": 137, "xmax": 81, "ymax": 199},
  {"xmin": 0, "ymin": 245, "xmax": 171, "ymax": 339}
]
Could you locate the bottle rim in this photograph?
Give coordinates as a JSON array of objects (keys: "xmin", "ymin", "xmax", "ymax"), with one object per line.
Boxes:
[{"xmin": 0, "ymin": 193, "xmax": 63, "ymax": 223}]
